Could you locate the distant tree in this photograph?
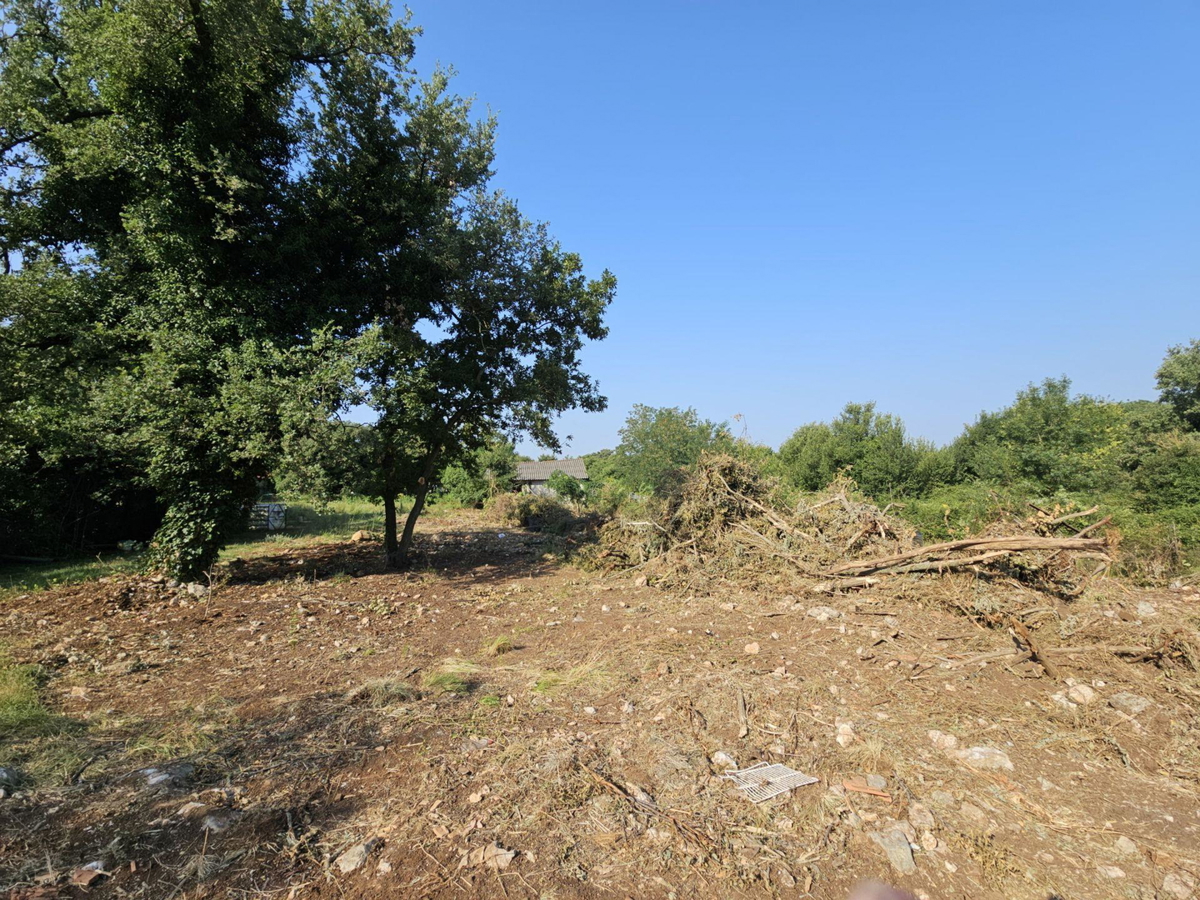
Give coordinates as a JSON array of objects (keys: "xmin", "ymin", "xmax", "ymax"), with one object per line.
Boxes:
[
  {"xmin": 779, "ymin": 403, "xmax": 941, "ymax": 498},
  {"xmin": 1157, "ymin": 339, "xmax": 1200, "ymax": 431},
  {"xmin": 545, "ymin": 469, "xmax": 587, "ymax": 506},
  {"xmin": 951, "ymin": 378, "xmax": 1127, "ymax": 493},
  {"xmin": 439, "ymin": 438, "xmax": 519, "ymax": 507},
  {"xmin": 1130, "ymin": 432, "xmax": 1200, "ymax": 511},
  {"xmin": 612, "ymin": 405, "xmax": 732, "ymax": 493}
]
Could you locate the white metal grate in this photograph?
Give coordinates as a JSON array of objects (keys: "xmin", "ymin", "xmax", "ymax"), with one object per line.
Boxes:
[{"xmin": 720, "ymin": 761, "xmax": 818, "ymax": 803}]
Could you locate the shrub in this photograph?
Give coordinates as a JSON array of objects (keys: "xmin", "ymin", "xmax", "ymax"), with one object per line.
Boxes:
[{"xmin": 486, "ymin": 493, "xmax": 575, "ymax": 532}]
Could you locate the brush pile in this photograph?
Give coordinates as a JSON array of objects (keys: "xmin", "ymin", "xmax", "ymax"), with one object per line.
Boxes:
[{"xmin": 585, "ymin": 454, "xmax": 1111, "ymax": 596}]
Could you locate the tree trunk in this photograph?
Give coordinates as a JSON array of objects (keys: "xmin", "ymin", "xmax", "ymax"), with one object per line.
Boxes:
[
  {"xmin": 393, "ymin": 452, "xmax": 441, "ymax": 569},
  {"xmin": 383, "ymin": 492, "xmax": 399, "ymax": 566}
]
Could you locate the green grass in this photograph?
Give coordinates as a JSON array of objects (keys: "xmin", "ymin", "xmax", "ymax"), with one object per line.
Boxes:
[
  {"xmin": 423, "ymin": 658, "xmax": 481, "ymax": 694},
  {"xmin": 0, "ymin": 553, "xmax": 144, "ymax": 603},
  {"xmin": 220, "ymin": 495, "xmax": 397, "ymax": 559},
  {"xmin": 0, "ymin": 653, "xmax": 52, "ymax": 734},
  {"xmin": 0, "ymin": 493, "xmax": 474, "ymax": 601}
]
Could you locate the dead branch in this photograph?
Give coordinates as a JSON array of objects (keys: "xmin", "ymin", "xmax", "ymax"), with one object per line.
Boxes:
[
  {"xmin": 1010, "ymin": 618, "xmax": 1060, "ymax": 680},
  {"xmin": 826, "ymin": 535, "xmax": 1108, "ymax": 576}
]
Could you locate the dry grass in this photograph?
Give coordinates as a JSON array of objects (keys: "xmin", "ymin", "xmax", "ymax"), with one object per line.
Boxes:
[
  {"xmin": 483, "ymin": 635, "xmax": 516, "ymax": 657},
  {"xmin": 531, "ymin": 656, "xmax": 612, "ymax": 694}
]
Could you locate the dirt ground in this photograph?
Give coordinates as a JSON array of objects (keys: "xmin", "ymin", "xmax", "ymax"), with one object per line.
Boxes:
[{"xmin": 2, "ymin": 511, "xmax": 1198, "ymax": 900}]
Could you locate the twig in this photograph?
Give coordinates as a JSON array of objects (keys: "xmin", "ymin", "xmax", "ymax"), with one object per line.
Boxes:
[
  {"xmin": 1009, "ymin": 618, "xmax": 1060, "ymax": 680},
  {"xmin": 579, "ymin": 763, "xmax": 716, "ymax": 851}
]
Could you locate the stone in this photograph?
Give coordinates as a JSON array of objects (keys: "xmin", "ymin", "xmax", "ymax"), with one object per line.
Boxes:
[
  {"xmin": 202, "ymin": 809, "xmax": 242, "ymax": 833},
  {"xmin": 176, "ymin": 801, "xmax": 207, "ymax": 818},
  {"xmin": 583, "ymin": 706, "xmax": 597, "ymax": 715},
  {"xmin": 711, "ymin": 751, "xmax": 738, "ymax": 769},
  {"xmin": 184, "ymin": 582, "xmax": 209, "ymax": 598},
  {"xmin": 634, "ymin": 575, "xmax": 648, "ymax": 587},
  {"xmin": 953, "ymin": 746, "xmax": 1013, "ymax": 771},
  {"xmin": 866, "ymin": 774, "xmax": 887, "ymax": 790},
  {"xmin": 1108, "ymin": 692, "xmax": 1151, "ymax": 716},
  {"xmin": 959, "ymin": 803, "xmax": 988, "ymax": 827},
  {"xmin": 835, "ymin": 719, "xmax": 857, "ymax": 748},
  {"xmin": 350, "ymin": 530, "xmax": 370, "ymax": 542},
  {"xmin": 1095, "ymin": 865, "xmax": 1126, "ymax": 879},
  {"xmin": 140, "ymin": 763, "xmax": 194, "ymax": 790},
  {"xmin": 908, "ymin": 803, "xmax": 935, "ymax": 830},
  {"xmin": 1066, "ymin": 684, "xmax": 1097, "ymax": 705},
  {"xmin": 1113, "ymin": 835, "xmax": 1138, "ymax": 857},
  {"xmin": 1136, "ymin": 601, "xmax": 1157, "ymax": 618},
  {"xmin": 336, "ymin": 838, "xmax": 381, "ymax": 874},
  {"xmin": 867, "ymin": 827, "xmax": 917, "ymax": 875},
  {"xmin": 806, "ymin": 606, "xmax": 842, "ymax": 622},
  {"xmin": 744, "ymin": 642, "xmax": 761, "ymax": 655},
  {"xmin": 930, "ymin": 790, "xmax": 955, "ymax": 807},
  {"xmin": 1162, "ymin": 872, "xmax": 1196, "ymax": 900},
  {"xmin": 621, "ymin": 700, "xmax": 635, "ymax": 714},
  {"xmin": 927, "ymin": 730, "xmax": 958, "ymax": 751},
  {"xmin": 0, "ymin": 766, "xmax": 21, "ymax": 788}
]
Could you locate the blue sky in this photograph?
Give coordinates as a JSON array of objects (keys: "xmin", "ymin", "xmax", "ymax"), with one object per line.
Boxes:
[{"xmin": 408, "ymin": 2, "xmax": 1200, "ymax": 455}]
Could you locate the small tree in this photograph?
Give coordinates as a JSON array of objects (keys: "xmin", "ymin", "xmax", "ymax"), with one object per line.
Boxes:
[
  {"xmin": 350, "ymin": 194, "xmax": 615, "ymax": 567},
  {"xmin": 612, "ymin": 405, "xmax": 732, "ymax": 494},
  {"xmin": 545, "ymin": 469, "xmax": 587, "ymax": 507}
]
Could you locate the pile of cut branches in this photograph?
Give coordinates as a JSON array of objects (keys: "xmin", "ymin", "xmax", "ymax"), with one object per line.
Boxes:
[{"xmin": 584, "ymin": 455, "xmax": 1111, "ymax": 596}]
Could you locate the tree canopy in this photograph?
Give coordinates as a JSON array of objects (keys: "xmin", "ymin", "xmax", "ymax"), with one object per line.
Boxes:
[{"xmin": 0, "ymin": 0, "xmax": 614, "ymax": 574}]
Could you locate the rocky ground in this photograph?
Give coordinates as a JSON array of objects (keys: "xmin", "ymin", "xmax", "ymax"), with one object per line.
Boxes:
[{"xmin": 1, "ymin": 511, "xmax": 1198, "ymax": 899}]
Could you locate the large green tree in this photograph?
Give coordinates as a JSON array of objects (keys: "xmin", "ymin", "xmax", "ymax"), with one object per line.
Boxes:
[{"xmin": 0, "ymin": 0, "xmax": 462, "ymax": 576}]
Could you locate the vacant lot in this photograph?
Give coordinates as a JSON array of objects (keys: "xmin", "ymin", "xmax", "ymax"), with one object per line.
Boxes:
[{"xmin": 2, "ymin": 511, "xmax": 1198, "ymax": 899}]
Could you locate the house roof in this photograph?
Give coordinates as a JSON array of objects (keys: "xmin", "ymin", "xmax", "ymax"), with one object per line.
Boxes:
[{"xmin": 516, "ymin": 459, "xmax": 588, "ymax": 482}]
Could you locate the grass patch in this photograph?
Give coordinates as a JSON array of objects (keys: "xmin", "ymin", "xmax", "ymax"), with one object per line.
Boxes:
[
  {"xmin": 125, "ymin": 698, "xmax": 238, "ymax": 761},
  {"xmin": 0, "ymin": 653, "xmax": 53, "ymax": 734},
  {"xmin": 478, "ymin": 694, "xmax": 502, "ymax": 708},
  {"xmin": 0, "ymin": 553, "xmax": 145, "ymax": 604},
  {"xmin": 483, "ymin": 636, "xmax": 515, "ymax": 657},
  {"xmin": 348, "ymin": 678, "xmax": 419, "ymax": 706},
  {"xmin": 423, "ymin": 658, "xmax": 481, "ymax": 694},
  {"xmin": 532, "ymin": 657, "xmax": 612, "ymax": 694}
]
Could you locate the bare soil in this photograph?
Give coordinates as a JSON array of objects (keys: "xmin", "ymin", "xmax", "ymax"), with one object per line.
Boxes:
[{"xmin": 2, "ymin": 511, "xmax": 1198, "ymax": 900}]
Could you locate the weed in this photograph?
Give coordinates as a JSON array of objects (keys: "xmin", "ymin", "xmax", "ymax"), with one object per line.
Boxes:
[
  {"xmin": 125, "ymin": 697, "xmax": 237, "ymax": 760},
  {"xmin": 479, "ymin": 694, "xmax": 501, "ymax": 708},
  {"xmin": 368, "ymin": 598, "xmax": 394, "ymax": 617}
]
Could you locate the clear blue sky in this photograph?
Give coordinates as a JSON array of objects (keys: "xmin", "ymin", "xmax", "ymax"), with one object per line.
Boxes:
[{"xmin": 407, "ymin": 2, "xmax": 1200, "ymax": 455}]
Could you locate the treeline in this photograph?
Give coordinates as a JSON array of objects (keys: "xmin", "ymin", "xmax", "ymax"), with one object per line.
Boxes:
[
  {"xmin": 556, "ymin": 344, "xmax": 1198, "ymax": 575},
  {"xmin": 0, "ymin": 1, "xmax": 613, "ymax": 576}
]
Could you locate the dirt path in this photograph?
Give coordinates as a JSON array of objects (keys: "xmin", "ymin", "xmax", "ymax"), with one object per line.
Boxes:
[{"xmin": 2, "ymin": 513, "xmax": 1198, "ymax": 899}]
